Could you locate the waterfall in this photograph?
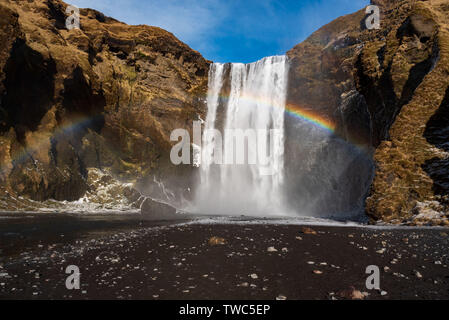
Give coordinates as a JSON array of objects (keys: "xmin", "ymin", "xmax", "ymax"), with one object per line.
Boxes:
[{"xmin": 194, "ymin": 56, "xmax": 290, "ymax": 216}]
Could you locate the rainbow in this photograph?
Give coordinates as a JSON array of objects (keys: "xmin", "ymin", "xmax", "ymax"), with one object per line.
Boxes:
[
  {"xmin": 1, "ymin": 94, "xmax": 338, "ymax": 175},
  {"xmin": 285, "ymin": 103, "xmax": 336, "ymax": 133},
  {"xmin": 1, "ymin": 115, "xmax": 102, "ymax": 173},
  {"xmin": 217, "ymin": 93, "xmax": 336, "ymax": 133}
]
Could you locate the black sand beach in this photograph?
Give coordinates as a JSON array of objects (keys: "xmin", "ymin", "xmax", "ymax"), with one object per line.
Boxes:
[{"xmin": 0, "ymin": 214, "xmax": 448, "ymax": 300}]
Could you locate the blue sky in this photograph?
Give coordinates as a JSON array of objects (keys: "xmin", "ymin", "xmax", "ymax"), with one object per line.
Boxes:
[{"xmin": 69, "ymin": 0, "xmax": 369, "ymax": 63}]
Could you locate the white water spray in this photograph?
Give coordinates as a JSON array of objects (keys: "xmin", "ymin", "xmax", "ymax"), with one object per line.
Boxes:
[{"xmin": 194, "ymin": 56, "xmax": 289, "ymax": 216}]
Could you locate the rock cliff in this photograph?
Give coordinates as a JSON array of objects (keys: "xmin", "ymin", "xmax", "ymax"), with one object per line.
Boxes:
[
  {"xmin": 287, "ymin": 0, "xmax": 449, "ymax": 225},
  {"xmin": 0, "ymin": 0, "xmax": 209, "ymax": 210}
]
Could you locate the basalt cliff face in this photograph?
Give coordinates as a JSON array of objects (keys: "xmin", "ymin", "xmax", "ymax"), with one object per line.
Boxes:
[
  {"xmin": 0, "ymin": 0, "xmax": 209, "ymax": 210},
  {"xmin": 287, "ymin": 0, "xmax": 449, "ymax": 225}
]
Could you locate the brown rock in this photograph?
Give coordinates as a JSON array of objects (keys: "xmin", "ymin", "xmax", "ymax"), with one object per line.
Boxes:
[
  {"xmin": 301, "ymin": 227, "xmax": 318, "ymax": 235},
  {"xmin": 208, "ymin": 237, "xmax": 226, "ymax": 246},
  {"xmin": 338, "ymin": 287, "xmax": 365, "ymax": 300}
]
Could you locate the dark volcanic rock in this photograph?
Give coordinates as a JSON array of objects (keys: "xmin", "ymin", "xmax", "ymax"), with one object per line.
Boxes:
[
  {"xmin": 140, "ymin": 197, "xmax": 182, "ymax": 220},
  {"xmin": 284, "ymin": 5, "xmax": 375, "ymax": 217}
]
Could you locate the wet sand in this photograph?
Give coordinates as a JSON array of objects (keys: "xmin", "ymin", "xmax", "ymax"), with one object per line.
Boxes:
[{"xmin": 0, "ymin": 214, "xmax": 448, "ymax": 300}]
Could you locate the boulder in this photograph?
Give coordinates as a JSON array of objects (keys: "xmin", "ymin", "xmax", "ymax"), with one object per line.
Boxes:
[{"xmin": 140, "ymin": 197, "xmax": 182, "ymax": 220}]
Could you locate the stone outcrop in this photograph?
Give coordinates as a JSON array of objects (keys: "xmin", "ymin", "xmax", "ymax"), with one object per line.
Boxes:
[
  {"xmin": 140, "ymin": 197, "xmax": 184, "ymax": 220},
  {"xmin": 0, "ymin": 0, "xmax": 209, "ymax": 210},
  {"xmin": 287, "ymin": 0, "xmax": 449, "ymax": 224}
]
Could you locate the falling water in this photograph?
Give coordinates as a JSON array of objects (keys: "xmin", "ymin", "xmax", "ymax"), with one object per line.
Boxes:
[{"xmin": 194, "ymin": 56, "xmax": 289, "ymax": 216}]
